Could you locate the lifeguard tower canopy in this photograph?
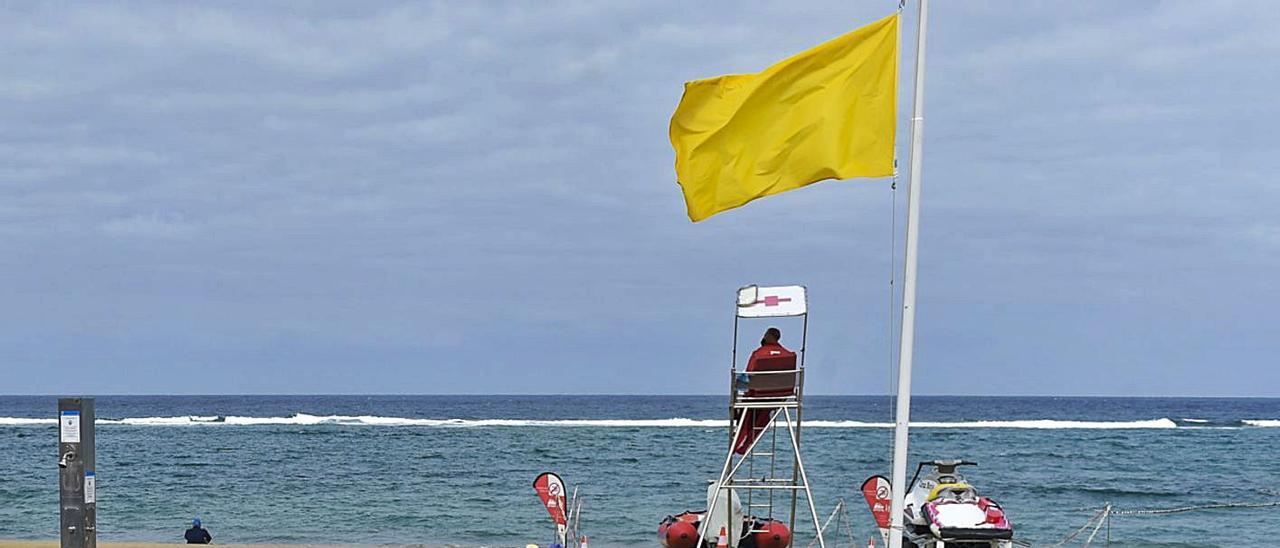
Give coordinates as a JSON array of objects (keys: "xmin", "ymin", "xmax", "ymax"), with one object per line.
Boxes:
[{"xmin": 736, "ymin": 285, "xmax": 807, "ymax": 318}]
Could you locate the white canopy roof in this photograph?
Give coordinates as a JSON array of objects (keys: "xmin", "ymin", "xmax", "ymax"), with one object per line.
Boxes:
[{"xmin": 736, "ymin": 285, "xmax": 807, "ymax": 318}]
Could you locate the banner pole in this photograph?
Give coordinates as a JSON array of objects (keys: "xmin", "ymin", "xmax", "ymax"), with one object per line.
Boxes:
[{"xmin": 887, "ymin": 0, "xmax": 929, "ymax": 546}]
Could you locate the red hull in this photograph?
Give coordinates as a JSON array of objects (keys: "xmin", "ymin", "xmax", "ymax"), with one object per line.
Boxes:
[{"xmin": 658, "ymin": 512, "xmax": 792, "ymax": 548}]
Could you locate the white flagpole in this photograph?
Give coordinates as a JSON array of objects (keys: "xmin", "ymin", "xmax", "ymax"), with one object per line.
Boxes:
[{"xmin": 888, "ymin": 0, "xmax": 929, "ymax": 547}]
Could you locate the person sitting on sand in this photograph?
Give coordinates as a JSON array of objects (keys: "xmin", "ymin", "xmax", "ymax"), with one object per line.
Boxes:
[
  {"xmin": 185, "ymin": 517, "xmax": 213, "ymax": 544},
  {"xmin": 733, "ymin": 327, "xmax": 796, "ymax": 454}
]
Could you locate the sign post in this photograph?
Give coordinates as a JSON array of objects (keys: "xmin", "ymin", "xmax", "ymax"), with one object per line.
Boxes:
[{"xmin": 58, "ymin": 397, "xmax": 96, "ymax": 548}]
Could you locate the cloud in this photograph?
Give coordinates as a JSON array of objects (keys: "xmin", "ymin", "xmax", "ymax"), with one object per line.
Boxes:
[
  {"xmin": 0, "ymin": 143, "xmax": 165, "ymax": 167},
  {"xmin": 100, "ymin": 212, "xmax": 198, "ymax": 239},
  {"xmin": 0, "ymin": 2, "xmax": 1277, "ymax": 395}
]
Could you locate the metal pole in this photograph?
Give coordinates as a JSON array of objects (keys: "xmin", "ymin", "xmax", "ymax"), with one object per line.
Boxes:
[
  {"xmin": 731, "ymin": 315, "xmax": 740, "ymax": 454},
  {"xmin": 790, "ymin": 313, "xmax": 807, "ymax": 532},
  {"xmin": 782, "ymin": 408, "xmax": 824, "ymax": 548},
  {"xmin": 888, "ymin": 1, "xmax": 928, "ymax": 547},
  {"xmin": 58, "ymin": 397, "xmax": 96, "ymax": 548}
]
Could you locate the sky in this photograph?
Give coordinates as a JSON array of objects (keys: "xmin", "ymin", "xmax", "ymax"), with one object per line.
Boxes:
[{"xmin": 1, "ymin": 1, "xmax": 1278, "ymax": 396}]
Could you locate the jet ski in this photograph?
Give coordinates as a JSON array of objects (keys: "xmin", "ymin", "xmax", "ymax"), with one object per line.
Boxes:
[
  {"xmin": 902, "ymin": 460, "xmax": 1013, "ymax": 548},
  {"xmin": 863, "ymin": 460, "xmax": 1014, "ymax": 548}
]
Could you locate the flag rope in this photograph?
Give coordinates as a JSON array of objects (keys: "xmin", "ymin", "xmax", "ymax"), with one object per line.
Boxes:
[{"xmin": 886, "ymin": 167, "xmax": 899, "ymax": 427}]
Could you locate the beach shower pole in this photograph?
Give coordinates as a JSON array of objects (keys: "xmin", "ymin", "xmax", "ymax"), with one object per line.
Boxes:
[
  {"xmin": 58, "ymin": 397, "xmax": 96, "ymax": 548},
  {"xmin": 888, "ymin": 1, "xmax": 928, "ymax": 547}
]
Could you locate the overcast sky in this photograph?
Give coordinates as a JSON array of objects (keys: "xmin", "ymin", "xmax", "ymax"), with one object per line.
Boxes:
[{"xmin": 2, "ymin": 1, "xmax": 1277, "ymax": 396}]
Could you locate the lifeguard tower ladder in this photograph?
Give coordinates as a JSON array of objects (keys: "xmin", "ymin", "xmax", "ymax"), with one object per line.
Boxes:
[{"xmin": 700, "ymin": 284, "xmax": 825, "ymax": 548}]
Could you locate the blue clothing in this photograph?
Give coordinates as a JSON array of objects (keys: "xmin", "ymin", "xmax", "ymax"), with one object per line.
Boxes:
[{"xmin": 185, "ymin": 526, "xmax": 212, "ymax": 544}]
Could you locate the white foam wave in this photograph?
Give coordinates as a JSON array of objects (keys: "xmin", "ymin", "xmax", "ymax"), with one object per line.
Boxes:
[
  {"xmin": 1243, "ymin": 420, "xmax": 1280, "ymax": 427},
  {"xmin": 806, "ymin": 419, "xmax": 1178, "ymax": 429},
  {"xmin": 907, "ymin": 418, "xmax": 1178, "ymax": 429},
  {"xmin": 0, "ymin": 417, "xmax": 56, "ymax": 425},
  {"xmin": 109, "ymin": 416, "xmax": 223, "ymax": 425},
  {"xmin": 0, "ymin": 414, "xmax": 1182, "ymax": 429},
  {"xmin": 199, "ymin": 415, "xmax": 729, "ymax": 427},
  {"xmin": 1182, "ymin": 418, "xmax": 1209, "ymax": 423}
]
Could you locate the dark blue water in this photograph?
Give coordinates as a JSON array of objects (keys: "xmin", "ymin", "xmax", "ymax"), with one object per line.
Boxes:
[{"xmin": 1, "ymin": 396, "xmax": 1277, "ymax": 546}]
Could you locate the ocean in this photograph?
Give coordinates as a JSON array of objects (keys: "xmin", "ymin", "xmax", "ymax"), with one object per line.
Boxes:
[{"xmin": 1, "ymin": 395, "xmax": 1277, "ymax": 546}]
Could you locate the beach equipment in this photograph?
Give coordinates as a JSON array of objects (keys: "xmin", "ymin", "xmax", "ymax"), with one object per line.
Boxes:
[
  {"xmin": 863, "ymin": 460, "xmax": 1014, "ymax": 548},
  {"xmin": 533, "ymin": 472, "xmax": 588, "ymax": 547},
  {"xmin": 703, "ymin": 285, "xmax": 822, "ymax": 547},
  {"xmin": 861, "ymin": 476, "xmax": 892, "ymax": 545},
  {"xmin": 533, "ymin": 472, "xmax": 569, "ymax": 547},
  {"xmin": 657, "ymin": 512, "xmax": 699, "ymax": 548},
  {"xmin": 655, "ymin": 489, "xmax": 793, "ymax": 548},
  {"xmin": 656, "ymin": 284, "xmax": 816, "ymax": 547},
  {"xmin": 752, "ymin": 519, "xmax": 791, "ymax": 548}
]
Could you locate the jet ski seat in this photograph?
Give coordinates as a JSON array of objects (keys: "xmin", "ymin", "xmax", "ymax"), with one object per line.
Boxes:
[{"xmin": 926, "ymin": 482, "xmax": 977, "ymax": 502}]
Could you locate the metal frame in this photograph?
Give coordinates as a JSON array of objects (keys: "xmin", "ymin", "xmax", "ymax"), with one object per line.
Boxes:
[{"xmin": 699, "ymin": 285, "xmax": 825, "ymax": 548}]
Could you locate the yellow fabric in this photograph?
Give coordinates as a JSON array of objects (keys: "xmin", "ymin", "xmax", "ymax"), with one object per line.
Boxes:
[
  {"xmin": 669, "ymin": 13, "xmax": 898, "ymax": 222},
  {"xmin": 927, "ymin": 483, "xmax": 973, "ymax": 501}
]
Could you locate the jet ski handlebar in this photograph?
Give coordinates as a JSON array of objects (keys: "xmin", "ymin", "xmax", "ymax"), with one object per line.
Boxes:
[
  {"xmin": 909, "ymin": 460, "xmax": 978, "ymax": 487},
  {"xmin": 927, "ymin": 459, "xmax": 977, "ymax": 467}
]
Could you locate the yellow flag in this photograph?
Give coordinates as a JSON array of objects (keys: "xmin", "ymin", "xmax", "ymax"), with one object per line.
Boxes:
[{"xmin": 670, "ymin": 14, "xmax": 898, "ymax": 222}]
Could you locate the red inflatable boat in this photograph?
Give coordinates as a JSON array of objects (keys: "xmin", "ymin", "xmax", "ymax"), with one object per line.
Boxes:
[{"xmin": 658, "ymin": 511, "xmax": 791, "ymax": 548}]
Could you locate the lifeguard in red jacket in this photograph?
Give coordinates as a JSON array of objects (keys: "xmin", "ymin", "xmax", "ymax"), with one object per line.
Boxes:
[{"xmin": 733, "ymin": 327, "xmax": 797, "ymax": 454}]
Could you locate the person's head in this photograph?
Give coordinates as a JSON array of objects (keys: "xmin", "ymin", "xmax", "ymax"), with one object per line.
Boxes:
[
  {"xmin": 761, "ymin": 327, "xmax": 781, "ymax": 345},
  {"xmin": 192, "ymin": 517, "xmax": 201, "ymax": 528}
]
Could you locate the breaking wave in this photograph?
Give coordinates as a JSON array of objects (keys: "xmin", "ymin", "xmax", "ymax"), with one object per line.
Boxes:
[
  {"xmin": 0, "ymin": 417, "xmax": 56, "ymax": 425},
  {"xmin": 0, "ymin": 414, "xmax": 1190, "ymax": 429},
  {"xmin": 1243, "ymin": 419, "xmax": 1280, "ymax": 427},
  {"xmin": 833, "ymin": 418, "xmax": 1181, "ymax": 429}
]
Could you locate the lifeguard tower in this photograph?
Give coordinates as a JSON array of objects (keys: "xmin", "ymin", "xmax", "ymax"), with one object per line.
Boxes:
[{"xmin": 699, "ymin": 284, "xmax": 825, "ymax": 548}]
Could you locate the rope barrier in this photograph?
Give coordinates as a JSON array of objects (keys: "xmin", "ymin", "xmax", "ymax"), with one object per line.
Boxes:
[
  {"xmin": 808, "ymin": 500, "xmax": 843, "ymax": 548},
  {"xmin": 807, "ymin": 499, "xmax": 859, "ymax": 548},
  {"xmin": 1109, "ymin": 500, "xmax": 1280, "ymax": 516},
  {"xmin": 1046, "ymin": 499, "xmax": 1280, "ymax": 545},
  {"xmin": 1049, "ymin": 505, "xmax": 1109, "ymax": 546},
  {"xmin": 1083, "ymin": 504, "xmax": 1110, "ymax": 545}
]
